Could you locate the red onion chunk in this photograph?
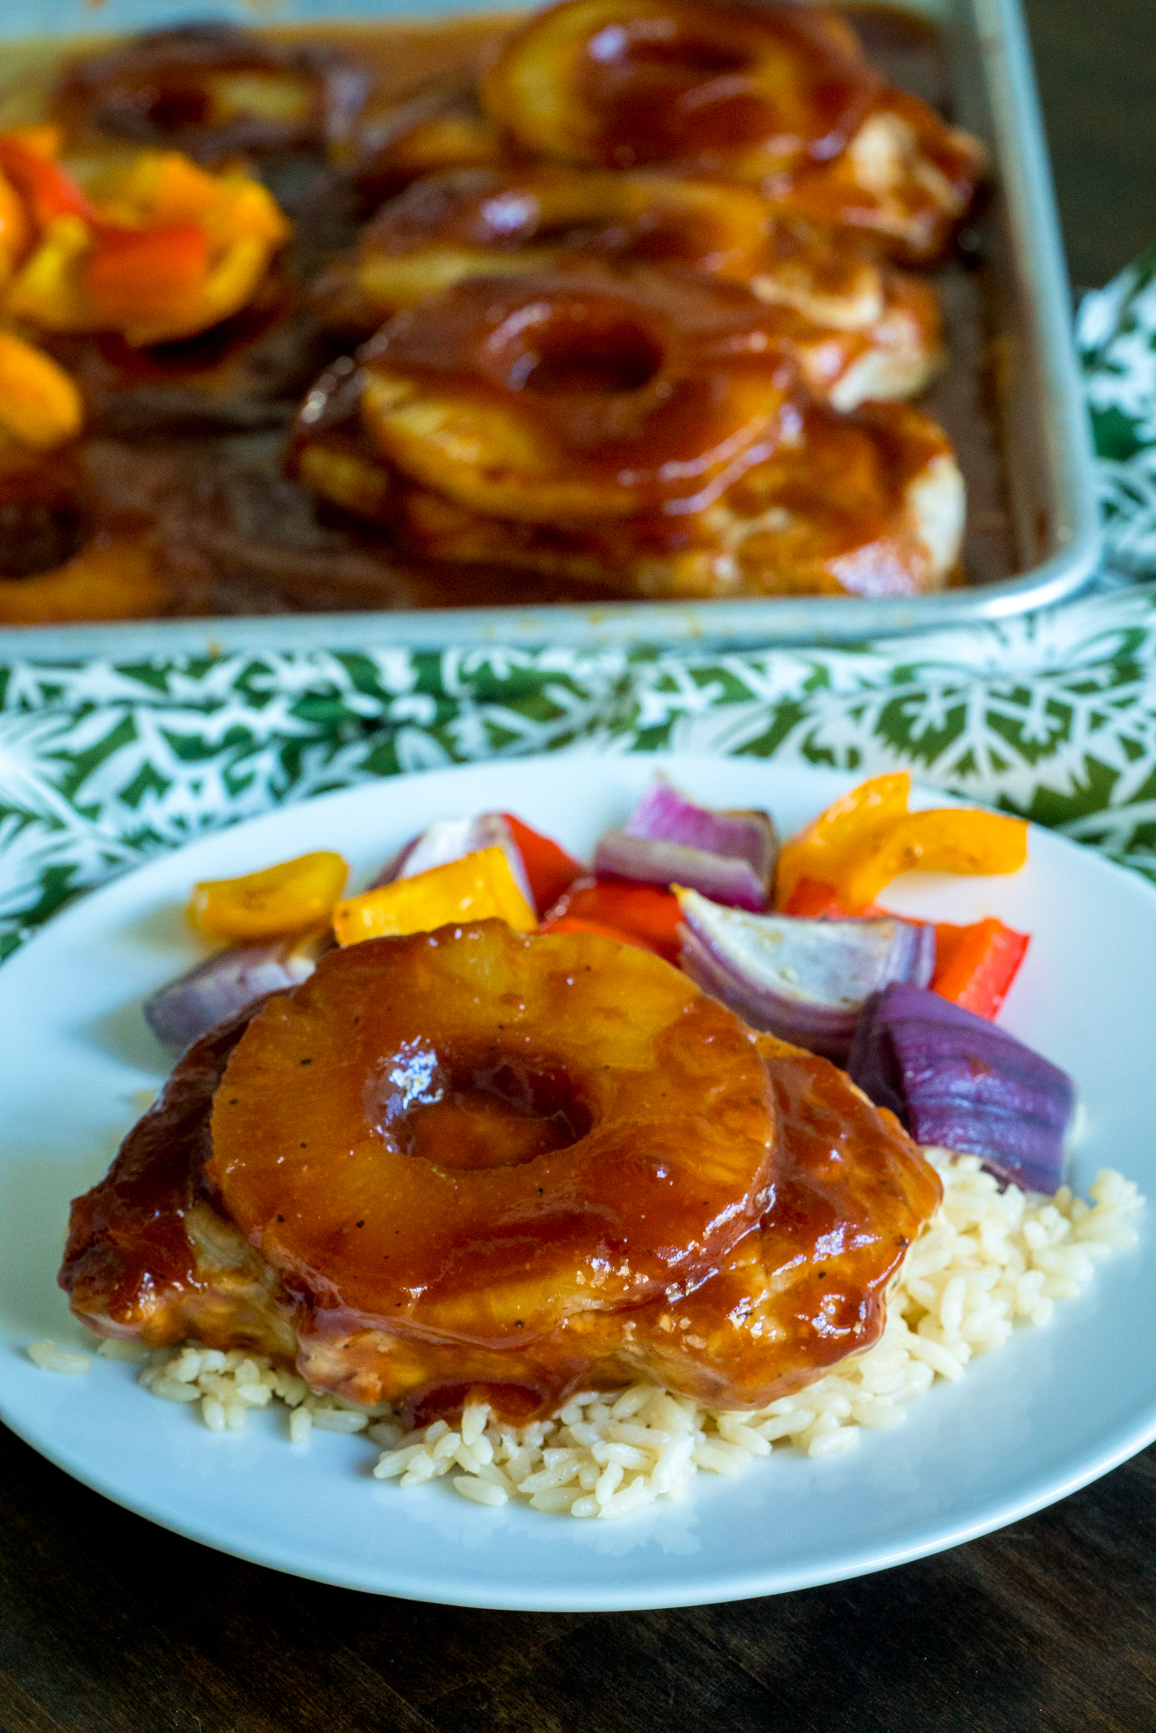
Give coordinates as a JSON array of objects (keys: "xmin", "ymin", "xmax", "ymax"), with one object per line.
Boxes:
[
  {"xmin": 846, "ymin": 983, "xmax": 1074, "ymax": 1194},
  {"xmin": 594, "ymin": 778, "xmax": 777, "ymax": 911},
  {"xmin": 143, "ymin": 934, "xmax": 325, "ymax": 1055},
  {"xmin": 676, "ymin": 889, "xmax": 935, "ymax": 1062},
  {"xmin": 370, "ymin": 813, "xmax": 534, "ymax": 906},
  {"xmin": 624, "ymin": 778, "xmax": 778, "ymax": 870}
]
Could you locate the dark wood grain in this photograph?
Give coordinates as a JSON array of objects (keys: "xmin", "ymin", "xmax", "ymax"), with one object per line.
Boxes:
[
  {"xmin": 3, "ymin": 5, "xmax": 1156, "ymax": 1729},
  {"xmin": 1, "ymin": 1419, "xmax": 1154, "ymax": 1732}
]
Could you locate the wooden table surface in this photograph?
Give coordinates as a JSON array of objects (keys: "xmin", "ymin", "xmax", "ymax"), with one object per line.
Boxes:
[{"xmin": 3, "ymin": 5, "xmax": 1156, "ymax": 1730}]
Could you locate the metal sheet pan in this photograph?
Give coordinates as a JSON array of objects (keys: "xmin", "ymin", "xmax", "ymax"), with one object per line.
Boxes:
[{"xmin": 0, "ymin": 0, "xmax": 1100, "ymax": 656}]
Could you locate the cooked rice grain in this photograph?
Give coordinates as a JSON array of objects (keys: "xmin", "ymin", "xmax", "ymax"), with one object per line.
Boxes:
[
  {"xmin": 27, "ymin": 1339, "xmax": 91, "ymax": 1374},
  {"xmin": 367, "ymin": 1156, "xmax": 1143, "ymax": 1516},
  {"xmin": 131, "ymin": 1346, "xmax": 396, "ymax": 1437},
  {"xmin": 34, "ymin": 1155, "xmax": 1143, "ymax": 1518}
]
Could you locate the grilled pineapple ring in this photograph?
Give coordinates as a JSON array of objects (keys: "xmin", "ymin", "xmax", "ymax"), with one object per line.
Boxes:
[
  {"xmin": 208, "ymin": 921, "xmax": 776, "ymax": 1347},
  {"xmin": 482, "ymin": 0, "xmax": 878, "ymax": 175},
  {"xmin": 314, "ymin": 165, "xmax": 772, "ymax": 331},
  {"xmin": 0, "ymin": 450, "xmax": 167, "ymax": 623},
  {"xmin": 353, "ymin": 266, "xmax": 796, "ymax": 523}
]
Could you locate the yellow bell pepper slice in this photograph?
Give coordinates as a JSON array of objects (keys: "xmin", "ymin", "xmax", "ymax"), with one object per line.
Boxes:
[
  {"xmin": 774, "ymin": 773, "xmax": 911, "ymax": 909},
  {"xmin": 5, "ymin": 143, "xmax": 290, "ymax": 347},
  {"xmin": 189, "ymin": 851, "xmax": 348, "ymax": 941},
  {"xmin": 333, "ymin": 846, "xmax": 537, "ymax": 946},
  {"xmin": 775, "ymin": 772, "xmax": 1028, "ymax": 913},
  {"xmin": 835, "ymin": 808, "xmax": 1028, "ymax": 909},
  {"xmin": 5, "ymin": 212, "xmax": 94, "ymax": 331},
  {"xmin": 0, "ymin": 330, "xmax": 82, "ymax": 449}
]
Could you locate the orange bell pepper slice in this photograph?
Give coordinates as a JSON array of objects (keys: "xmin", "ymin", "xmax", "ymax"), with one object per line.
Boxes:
[
  {"xmin": 189, "ymin": 851, "xmax": 348, "ymax": 942},
  {"xmin": 0, "ymin": 330, "xmax": 83, "ymax": 449},
  {"xmin": 84, "ymin": 222, "xmax": 210, "ymax": 328},
  {"xmin": 540, "ymin": 876, "xmax": 683, "ymax": 964},
  {"xmin": 775, "ymin": 773, "xmax": 1028, "ymax": 913},
  {"xmin": 781, "ymin": 876, "xmax": 858, "ymax": 919},
  {"xmin": 499, "ymin": 811, "xmax": 583, "ymax": 916},
  {"xmin": 932, "ymin": 918, "xmax": 1029, "ymax": 1019},
  {"xmin": 835, "ymin": 808, "xmax": 1028, "ymax": 910},
  {"xmin": 333, "ymin": 846, "xmax": 536, "ymax": 946},
  {"xmin": 774, "ymin": 773, "xmax": 911, "ymax": 910}
]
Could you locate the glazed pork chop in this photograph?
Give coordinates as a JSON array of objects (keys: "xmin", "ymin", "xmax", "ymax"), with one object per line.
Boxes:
[{"xmin": 61, "ymin": 924, "xmax": 941, "ymax": 1425}]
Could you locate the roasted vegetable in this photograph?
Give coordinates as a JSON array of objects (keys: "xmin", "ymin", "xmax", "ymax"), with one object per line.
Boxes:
[
  {"xmin": 846, "ymin": 982, "xmax": 1073, "ymax": 1193},
  {"xmin": 188, "ymin": 851, "xmax": 348, "ymax": 942},
  {"xmin": 144, "ymin": 932, "xmax": 327, "ymax": 1054},
  {"xmin": 931, "ymin": 918, "xmax": 1029, "ymax": 1020},
  {"xmin": 775, "ymin": 772, "xmax": 1027, "ymax": 913},
  {"xmin": 540, "ymin": 875, "xmax": 683, "ymax": 962},
  {"xmin": 333, "ymin": 846, "xmax": 537, "ymax": 944},
  {"xmin": 593, "ymin": 777, "xmax": 778, "ymax": 910},
  {"xmin": 676, "ymin": 887, "xmax": 935, "ymax": 1061},
  {"xmin": 3, "ymin": 135, "xmax": 289, "ymax": 346}
]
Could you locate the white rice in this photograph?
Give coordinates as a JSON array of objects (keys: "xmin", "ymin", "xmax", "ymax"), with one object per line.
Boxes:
[
  {"xmin": 29, "ymin": 1153, "xmax": 1144, "ymax": 1518},
  {"xmin": 27, "ymin": 1340, "xmax": 92, "ymax": 1375}
]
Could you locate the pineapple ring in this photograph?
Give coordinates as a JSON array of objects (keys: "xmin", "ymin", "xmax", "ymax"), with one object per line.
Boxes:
[
  {"xmin": 291, "ymin": 1033, "xmax": 942, "ymax": 1419},
  {"xmin": 291, "ymin": 361, "xmax": 962, "ymax": 603},
  {"xmin": 58, "ymin": 21, "xmax": 370, "ymax": 163},
  {"xmin": 352, "ymin": 79, "xmax": 504, "ymax": 210},
  {"xmin": 208, "ymin": 921, "xmax": 777, "ymax": 1349},
  {"xmin": 314, "ymin": 164, "xmax": 772, "ymax": 332},
  {"xmin": 350, "ymin": 265, "xmax": 797, "ymax": 524},
  {"xmin": 483, "ymin": 0, "xmax": 878, "ymax": 175},
  {"xmin": 312, "ymin": 167, "xmax": 941, "ymax": 410},
  {"xmin": 0, "ymin": 450, "xmax": 168, "ymax": 623}
]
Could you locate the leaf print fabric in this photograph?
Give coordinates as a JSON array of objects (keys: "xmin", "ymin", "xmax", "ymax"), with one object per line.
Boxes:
[
  {"xmin": 2, "ymin": 250, "xmax": 1156, "ymax": 960},
  {"xmin": 1078, "ymin": 246, "xmax": 1156, "ymax": 577}
]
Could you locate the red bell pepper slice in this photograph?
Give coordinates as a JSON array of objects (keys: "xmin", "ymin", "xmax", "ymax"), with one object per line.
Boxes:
[
  {"xmin": 536, "ymin": 913, "xmax": 659, "ymax": 955},
  {"xmin": 500, "ymin": 812, "xmax": 583, "ymax": 917},
  {"xmin": 782, "ymin": 876, "xmax": 855, "ymax": 918},
  {"xmin": 932, "ymin": 918, "xmax": 1029, "ymax": 1020},
  {"xmin": 0, "ymin": 136, "xmax": 94, "ymax": 228},
  {"xmin": 84, "ymin": 222, "xmax": 209, "ymax": 326},
  {"xmin": 541, "ymin": 876, "xmax": 683, "ymax": 965},
  {"xmin": 782, "ymin": 877, "xmax": 890, "ymax": 920}
]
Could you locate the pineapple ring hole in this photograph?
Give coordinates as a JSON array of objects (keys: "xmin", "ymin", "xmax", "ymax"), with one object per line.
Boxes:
[
  {"xmin": 487, "ymin": 300, "xmax": 666, "ymax": 396},
  {"xmin": 0, "ymin": 497, "xmax": 88, "ymax": 579},
  {"xmin": 371, "ymin": 1042, "xmax": 596, "ymax": 1170}
]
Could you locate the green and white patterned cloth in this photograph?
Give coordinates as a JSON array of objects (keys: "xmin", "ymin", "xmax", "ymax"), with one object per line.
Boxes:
[
  {"xmin": 3, "ymin": 250, "xmax": 1156, "ymax": 963},
  {"xmin": 1079, "ymin": 244, "xmax": 1156, "ymax": 577}
]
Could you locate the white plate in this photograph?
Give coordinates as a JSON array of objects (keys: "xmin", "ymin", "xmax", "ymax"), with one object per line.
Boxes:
[{"xmin": 0, "ymin": 752, "xmax": 1152, "ymax": 1611}]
